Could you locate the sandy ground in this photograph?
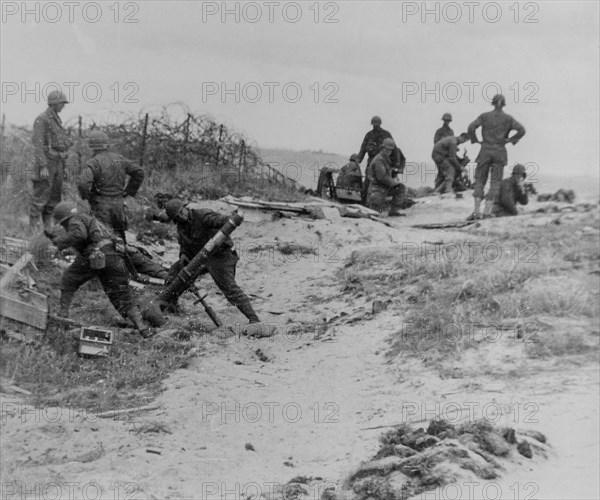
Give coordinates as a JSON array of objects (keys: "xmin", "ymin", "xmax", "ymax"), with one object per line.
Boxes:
[{"xmin": 1, "ymin": 195, "xmax": 599, "ymax": 500}]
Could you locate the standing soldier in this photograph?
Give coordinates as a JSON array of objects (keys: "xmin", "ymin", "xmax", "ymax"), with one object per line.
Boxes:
[
  {"xmin": 164, "ymin": 199, "xmax": 261, "ymax": 324},
  {"xmin": 357, "ymin": 116, "xmax": 403, "ymax": 205},
  {"xmin": 467, "ymin": 95, "xmax": 526, "ymax": 220},
  {"xmin": 30, "ymin": 90, "xmax": 73, "ymax": 230},
  {"xmin": 78, "ymin": 130, "xmax": 168, "ymax": 280},
  {"xmin": 44, "ymin": 202, "xmax": 151, "ymax": 337},
  {"xmin": 432, "ymin": 133, "xmax": 469, "ymax": 195},
  {"xmin": 366, "ymin": 138, "xmax": 405, "ymax": 216},
  {"xmin": 434, "ymin": 113, "xmax": 454, "ymax": 144}
]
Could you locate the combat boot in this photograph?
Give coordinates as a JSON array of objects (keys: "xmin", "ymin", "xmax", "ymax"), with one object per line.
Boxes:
[
  {"xmin": 236, "ymin": 297, "xmax": 260, "ymax": 324},
  {"xmin": 128, "ymin": 307, "xmax": 152, "ymax": 339}
]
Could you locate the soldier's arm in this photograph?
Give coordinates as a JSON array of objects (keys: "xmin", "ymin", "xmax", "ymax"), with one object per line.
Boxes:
[
  {"xmin": 356, "ymin": 133, "xmax": 370, "ymax": 163},
  {"xmin": 372, "ymin": 161, "xmax": 395, "ymax": 188},
  {"xmin": 467, "ymin": 115, "xmax": 482, "ymax": 144},
  {"xmin": 32, "ymin": 115, "xmax": 48, "ymax": 165},
  {"xmin": 508, "ymin": 118, "xmax": 526, "ymax": 144},
  {"xmin": 193, "ymin": 208, "xmax": 230, "ymax": 228},
  {"xmin": 433, "ymin": 129, "xmax": 442, "ymax": 144},
  {"xmin": 516, "ymin": 186, "xmax": 529, "ymax": 206},
  {"xmin": 77, "ymin": 163, "xmax": 96, "ymax": 200},
  {"xmin": 500, "ymin": 184, "xmax": 518, "ymax": 216},
  {"xmin": 124, "ymin": 159, "xmax": 145, "ymax": 197},
  {"xmin": 53, "ymin": 219, "xmax": 88, "ymax": 250}
]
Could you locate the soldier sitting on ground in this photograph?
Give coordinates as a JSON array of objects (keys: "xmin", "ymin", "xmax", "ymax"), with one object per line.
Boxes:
[
  {"xmin": 491, "ymin": 164, "xmax": 529, "ymax": 217},
  {"xmin": 163, "ymin": 199, "xmax": 261, "ymax": 324},
  {"xmin": 336, "ymin": 154, "xmax": 363, "ymax": 191},
  {"xmin": 44, "ymin": 202, "xmax": 152, "ymax": 338}
]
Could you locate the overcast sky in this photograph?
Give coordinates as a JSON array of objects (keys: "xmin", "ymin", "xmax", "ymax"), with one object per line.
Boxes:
[{"xmin": 2, "ymin": 1, "xmax": 599, "ymax": 178}]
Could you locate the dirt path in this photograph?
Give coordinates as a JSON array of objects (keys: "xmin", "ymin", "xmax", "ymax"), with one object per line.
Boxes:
[{"xmin": 2, "ymin": 198, "xmax": 599, "ymax": 499}]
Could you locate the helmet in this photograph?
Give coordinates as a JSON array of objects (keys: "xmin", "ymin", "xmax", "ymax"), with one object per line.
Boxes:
[
  {"xmin": 442, "ymin": 113, "xmax": 452, "ymax": 121},
  {"xmin": 349, "ymin": 153, "xmax": 359, "ymax": 161},
  {"xmin": 382, "ymin": 138, "xmax": 396, "ymax": 150},
  {"xmin": 165, "ymin": 199, "xmax": 185, "ymax": 221},
  {"xmin": 512, "ymin": 164, "xmax": 526, "ymax": 178},
  {"xmin": 53, "ymin": 202, "xmax": 78, "ymax": 224},
  {"xmin": 47, "ymin": 90, "xmax": 69, "ymax": 105},
  {"xmin": 88, "ymin": 130, "xmax": 109, "ymax": 151},
  {"xmin": 458, "ymin": 132, "xmax": 469, "ymax": 141},
  {"xmin": 371, "ymin": 115, "xmax": 382, "ymax": 126},
  {"xmin": 491, "ymin": 94, "xmax": 506, "ymax": 107}
]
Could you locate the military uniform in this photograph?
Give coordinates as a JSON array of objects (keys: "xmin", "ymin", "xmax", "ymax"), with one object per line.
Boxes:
[
  {"xmin": 357, "ymin": 128, "xmax": 405, "ymax": 204},
  {"xmin": 468, "ymin": 110, "xmax": 525, "ymax": 202},
  {"xmin": 492, "ymin": 177, "xmax": 529, "ymax": 216},
  {"xmin": 52, "ymin": 213, "xmax": 137, "ymax": 319},
  {"xmin": 336, "ymin": 157, "xmax": 363, "ymax": 191},
  {"xmin": 169, "ymin": 205, "xmax": 259, "ymax": 323},
  {"xmin": 78, "ymin": 151, "xmax": 168, "ymax": 280},
  {"xmin": 366, "ymin": 151, "xmax": 405, "ymax": 213},
  {"xmin": 433, "ymin": 124, "xmax": 454, "ymax": 145},
  {"xmin": 31, "ymin": 108, "xmax": 73, "ymax": 226},
  {"xmin": 432, "ymin": 136, "xmax": 462, "ymax": 194}
]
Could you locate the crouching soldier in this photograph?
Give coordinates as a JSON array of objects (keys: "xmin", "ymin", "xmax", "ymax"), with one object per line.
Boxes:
[
  {"xmin": 164, "ymin": 199, "xmax": 260, "ymax": 324},
  {"xmin": 432, "ymin": 133, "xmax": 469, "ymax": 195},
  {"xmin": 366, "ymin": 138, "xmax": 406, "ymax": 216},
  {"xmin": 45, "ymin": 202, "xmax": 151, "ymax": 338},
  {"xmin": 78, "ymin": 130, "xmax": 168, "ymax": 281},
  {"xmin": 491, "ymin": 164, "xmax": 529, "ymax": 217},
  {"xmin": 336, "ymin": 154, "xmax": 363, "ymax": 191}
]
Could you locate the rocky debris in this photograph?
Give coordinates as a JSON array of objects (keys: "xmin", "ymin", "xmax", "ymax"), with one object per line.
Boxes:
[
  {"xmin": 537, "ymin": 189, "xmax": 576, "ymax": 203},
  {"xmin": 344, "ymin": 419, "xmax": 550, "ymax": 499}
]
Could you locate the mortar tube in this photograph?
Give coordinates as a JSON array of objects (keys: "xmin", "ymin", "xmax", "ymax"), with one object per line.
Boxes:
[{"xmin": 158, "ymin": 212, "xmax": 244, "ymax": 305}]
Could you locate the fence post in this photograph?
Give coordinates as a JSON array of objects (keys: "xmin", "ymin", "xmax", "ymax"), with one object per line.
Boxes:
[
  {"xmin": 215, "ymin": 124, "xmax": 223, "ymax": 165},
  {"xmin": 183, "ymin": 113, "xmax": 191, "ymax": 165},
  {"xmin": 139, "ymin": 113, "xmax": 149, "ymax": 168},
  {"xmin": 238, "ymin": 139, "xmax": 245, "ymax": 183},
  {"xmin": 0, "ymin": 113, "xmax": 5, "ymax": 145}
]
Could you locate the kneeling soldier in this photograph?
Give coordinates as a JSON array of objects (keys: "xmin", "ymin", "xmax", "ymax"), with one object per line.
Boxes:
[
  {"xmin": 164, "ymin": 199, "xmax": 260, "ymax": 324},
  {"xmin": 45, "ymin": 202, "xmax": 151, "ymax": 337},
  {"xmin": 491, "ymin": 164, "xmax": 529, "ymax": 217}
]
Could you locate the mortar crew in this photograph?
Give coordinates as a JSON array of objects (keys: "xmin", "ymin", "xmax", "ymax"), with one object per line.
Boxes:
[
  {"xmin": 77, "ymin": 130, "xmax": 168, "ymax": 280},
  {"xmin": 467, "ymin": 94, "xmax": 526, "ymax": 220},
  {"xmin": 164, "ymin": 199, "xmax": 260, "ymax": 324},
  {"xmin": 432, "ymin": 133, "xmax": 469, "ymax": 195},
  {"xmin": 366, "ymin": 138, "xmax": 406, "ymax": 217},
  {"xmin": 30, "ymin": 90, "xmax": 74, "ymax": 230},
  {"xmin": 491, "ymin": 164, "xmax": 529, "ymax": 217},
  {"xmin": 44, "ymin": 202, "xmax": 151, "ymax": 337},
  {"xmin": 357, "ymin": 116, "xmax": 403, "ymax": 205},
  {"xmin": 336, "ymin": 154, "xmax": 363, "ymax": 191}
]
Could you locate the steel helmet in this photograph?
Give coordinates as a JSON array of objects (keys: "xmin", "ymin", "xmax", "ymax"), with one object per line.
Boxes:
[
  {"xmin": 382, "ymin": 137, "xmax": 396, "ymax": 150},
  {"xmin": 47, "ymin": 90, "xmax": 69, "ymax": 105},
  {"xmin": 371, "ymin": 115, "xmax": 382, "ymax": 126},
  {"xmin": 53, "ymin": 202, "xmax": 78, "ymax": 224},
  {"xmin": 165, "ymin": 199, "xmax": 186, "ymax": 221},
  {"xmin": 512, "ymin": 164, "xmax": 527, "ymax": 178},
  {"xmin": 442, "ymin": 113, "xmax": 452, "ymax": 121},
  {"xmin": 88, "ymin": 130, "xmax": 109, "ymax": 151},
  {"xmin": 491, "ymin": 94, "xmax": 506, "ymax": 107}
]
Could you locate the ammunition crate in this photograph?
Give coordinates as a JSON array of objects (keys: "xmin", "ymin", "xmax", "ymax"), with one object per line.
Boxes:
[{"xmin": 79, "ymin": 327, "xmax": 113, "ymax": 357}]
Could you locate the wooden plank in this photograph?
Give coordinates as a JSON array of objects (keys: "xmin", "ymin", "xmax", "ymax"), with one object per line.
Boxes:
[
  {"xmin": 0, "ymin": 253, "xmax": 35, "ymax": 289},
  {"xmin": 0, "ymin": 288, "xmax": 48, "ymax": 330},
  {"xmin": 411, "ymin": 220, "xmax": 479, "ymax": 229}
]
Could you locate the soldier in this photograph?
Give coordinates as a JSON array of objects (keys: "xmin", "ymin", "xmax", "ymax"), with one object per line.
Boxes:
[
  {"xmin": 434, "ymin": 113, "xmax": 454, "ymax": 144},
  {"xmin": 491, "ymin": 164, "xmax": 529, "ymax": 217},
  {"xmin": 44, "ymin": 202, "xmax": 151, "ymax": 337},
  {"xmin": 164, "ymin": 199, "xmax": 260, "ymax": 324},
  {"xmin": 432, "ymin": 133, "xmax": 469, "ymax": 195},
  {"xmin": 366, "ymin": 138, "xmax": 405, "ymax": 216},
  {"xmin": 78, "ymin": 130, "xmax": 168, "ymax": 280},
  {"xmin": 467, "ymin": 94, "xmax": 526, "ymax": 220},
  {"xmin": 357, "ymin": 116, "xmax": 404, "ymax": 205},
  {"xmin": 30, "ymin": 90, "xmax": 73, "ymax": 230},
  {"xmin": 336, "ymin": 154, "xmax": 363, "ymax": 191}
]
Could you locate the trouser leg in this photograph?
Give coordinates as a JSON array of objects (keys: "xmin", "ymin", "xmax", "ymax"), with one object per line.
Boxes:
[
  {"xmin": 96, "ymin": 254, "xmax": 135, "ymax": 318},
  {"xmin": 207, "ymin": 251, "xmax": 259, "ymax": 323},
  {"xmin": 59, "ymin": 257, "xmax": 95, "ymax": 316},
  {"xmin": 128, "ymin": 249, "xmax": 169, "ymax": 280}
]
